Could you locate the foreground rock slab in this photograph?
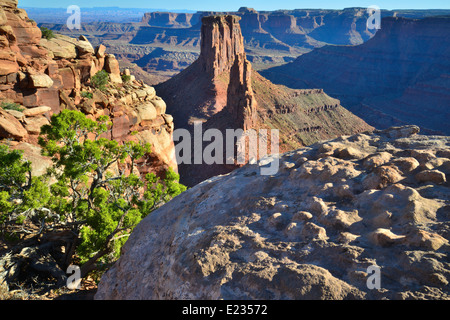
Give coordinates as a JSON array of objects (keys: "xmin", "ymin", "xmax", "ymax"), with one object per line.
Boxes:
[{"xmin": 96, "ymin": 126, "xmax": 450, "ymax": 300}]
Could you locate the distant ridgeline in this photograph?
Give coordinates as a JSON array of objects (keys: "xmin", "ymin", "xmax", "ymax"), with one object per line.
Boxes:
[
  {"xmin": 33, "ymin": 7, "xmax": 450, "ymax": 52},
  {"xmin": 33, "ymin": 7, "xmax": 450, "ymax": 86},
  {"xmin": 23, "ymin": 7, "xmax": 196, "ymax": 24}
]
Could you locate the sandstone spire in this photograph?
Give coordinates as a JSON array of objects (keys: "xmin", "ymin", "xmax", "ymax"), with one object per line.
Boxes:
[
  {"xmin": 227, "ymin": 54, "xmax": 257, "ymax": 131},
  {"xmin": 199, "ymin": 15, "xmax": 246, "ymax": 77},
  {"xmin": 156, "ymin": 14, "xmax": 373, "ymax": 187},
  {"xmin": 157, "ymin": 15, "xmax": 258, "ymax": 130},
  {"xmin": 200, "ymin": 15, "xmax": 257, "ymax": 130},
  {"xmin": 199, "ymin": 15, "xmax": 258, "ymax": 130}
]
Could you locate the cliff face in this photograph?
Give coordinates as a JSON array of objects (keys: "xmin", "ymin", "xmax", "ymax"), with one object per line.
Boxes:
[
  {"xmin": 226, "ymin": 55, "xmax": 257, "ymax": 131},
  {"xmin": 141, "ymin": 12, "xmax": 200, "ymax": 28},
  {"xmin": 198, "ymin": 16, "xmax": 257, "ymax": 131},
  {"xmin": 0, "ymin": 1, "xmax": 177, "ymax": 178},
  {"xmin": 262, "ymin": 16, "xmax": 450, "ymax": 135},
  {"xmin": 157, "ymin": 15, "xmax": 372, "ymax": 186},
  {"xmin": 157, "ymin": 15, "xmax": 258, "ymax": 130},
  {"xmin": 199, "ymin": 16, "xmax": 245, "ymax": 77},
  {"xmin": 136, "ymin": 8, "xmax": 381, "ymax": 50}
]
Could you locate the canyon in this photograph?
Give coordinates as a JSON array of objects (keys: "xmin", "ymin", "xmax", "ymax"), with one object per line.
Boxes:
[
  {"xmin": 155, "ymin": 15, "xmax": 373, "ymax": 187},
  {"xmin": 262, "ymin": 16, "xmax": 450, "ymax": 136},
  {"xmin": 0, "ymin": 1, "xmax": 448, "ymax": 301},
  {"xmin": 33, "ymin": 7, "xmax": 450, "ymax": 140},
  {"xmin": 35, "ymin": 8, "xmax": 450, "ymax": 85}
]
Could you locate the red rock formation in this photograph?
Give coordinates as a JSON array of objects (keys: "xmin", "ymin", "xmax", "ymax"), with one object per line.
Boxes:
[
  {"xmin": 157, "ymin": 14, "xmax": 372, "ymax": 186},
  {"xmin": 227, "ymin": 55, "xmax": 257, "ymax": 131},
  {"xmin": 199, "ymin": 16, "xmax": 246, "ymax": 77},
  {"xmin": 157, "ymin": 15, "xmax": 258, "ymax": 130},
  {"xmin": 0, "ymin": 1, "xmax": 177, "ymax": 178},
  {"xmin": 198, "ymin": 15, "xmax": 257, "ymax": 130}
]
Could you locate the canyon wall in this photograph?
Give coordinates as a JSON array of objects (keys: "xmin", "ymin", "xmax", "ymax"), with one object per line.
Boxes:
[
  {"xmin": 133, "ymin": 7, "xmax": 379, "ymax": 52},
  {"xmin": 0, "ymin": 0, "xmax": 177, "ymax": 178},
  {"xmin": 262, "ymin": 16, "xmax": 450, "ymax": 135},
  {"xmin": 141, "ymin": 12, "xmax": 200, "ymax": 28}
]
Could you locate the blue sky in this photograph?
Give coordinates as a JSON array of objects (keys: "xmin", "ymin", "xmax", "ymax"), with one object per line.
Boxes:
[{"xmin": 18, "ymin": 0, "xmax": 450, "ymax": 11}]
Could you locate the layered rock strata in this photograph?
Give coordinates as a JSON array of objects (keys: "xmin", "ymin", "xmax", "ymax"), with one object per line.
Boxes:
[
  {"xmin": 156, "ymin": 15, "xmax": 372, "ymax": 186},
  {"xmin": 262, "ymin": 16, "xmax": 450, "ymax": 135},
  {"xmin": 0, "ymin": 0, "xmax": 177, "ymax": 177}
]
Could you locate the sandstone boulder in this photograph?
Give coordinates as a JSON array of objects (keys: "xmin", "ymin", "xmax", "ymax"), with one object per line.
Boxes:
[
  {"xmin": 0, "ymin": 9, "xmax": 7, "ymax": 26},
  {"xmin": 5, "ymin": 9, "xmax": 41, "ymax": 46},
  {"xmin": 4, "ymin": 108, "xmax": 24, "ymax": 120},
  {"xmin": 75, "ymin": 38, "xmax": 95, "ymax": 57},
  {"xmin": 143, "ymin": 85, "xmax": 156, "ymax": 99},
  {"xmin": 369, "ymin": 228, "xmax": 406, "ymax": 247},
  {"xmin": 40, "ymin": 37, "xmax": 77, "ymax": 60},
  {"xmin": 135, "ymin": 103, "xmax": 157, "ymax": 122},
  {"xmin": 376, "ymin": 125, "xmax": 420, "ymax": 139},
  {"xmin": 95, "ymin": 44, "xmax": 106, "ymax": 58},
  {"xmin": 58, "ymin": 67, "xmax": 79, "ymax": 90},
  {"xmin": 104, "ymin": 54, "xmax": 122, "ymax": 84},
  {"xmin": 1, "ymin": 1, "xmax": 18, "ymax": 10},
  {"xmin": 11, "ymin": 142, "xmax": 52, "ymax": 177},
  {"xmin": 24, "ymin": 116, "xmax": 50, "ymax": 134},
  {"xmin": 95, "ymin": 126, "xmax": 450, "ymax": 300},
  {"xmin": 150, "ymin": 96, "xmax": 166, "ymax": 114},
  {"xmin": 44, "ymin": 34, "xmax": 94, "ymax": 59},
  {"xmin": 362, "ymin": 165, "xmax": 404, "ymax": 190},
  {"xmin": 0, "ymin": 59, "xmax": 18, "ymax": 76},
  {"xmin": 415, "ymin": 170, "xmax": 446, "ymax": 185},
  {"xmin": 23, "ymin": 106, "xmax": 51, "ymax": 117},
  {"xmin": 28, "ymin": 74, "xmax": 54, "ymax": 88},
  {"xmin": 0, "ymin": 109, "xmax": 27, "ymax": 140}
]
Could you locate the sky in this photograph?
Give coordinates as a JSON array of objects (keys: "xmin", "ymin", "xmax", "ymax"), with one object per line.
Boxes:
[{"xmin": 18, "ymin": 0, "xmax": 450, "ymax": 11}]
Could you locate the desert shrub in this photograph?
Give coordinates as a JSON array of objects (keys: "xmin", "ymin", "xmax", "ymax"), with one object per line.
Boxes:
[
  {"xmin": 0, "ymin": 145, "xmax": 51, "ymax": 233},
  {"xmin": 40, "ymin": 27, "xmax": 55, "ymax": 40},
  {"xmin": 0, "ymin": 101, "xmax": 24, "ymax": 112},
  {"xmin": 91, "ymin": 70, "xmax": 109, "ymax": 91},
  {"xmin": 80, "ymin": 91, "xmax": 93, "ymax": 99},
  {"xmin": 121, "ymin": 74, "xmax": 131, "ymax": 83},
  {"xmin": 0, "ymin": 110, "xmax": 187, "ymax": 280}
]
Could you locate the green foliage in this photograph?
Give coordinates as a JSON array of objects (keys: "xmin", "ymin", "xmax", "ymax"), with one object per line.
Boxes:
[
  {"xmin": 80, "ymin": 91, "xmax": 93, "ymax": 99},
  {"xmin": 1, "ymin": 101, "xmax": 24, "ymax": 112},
  {"xmin": 121, "ymin": 74, "xmax": 131, "ymax": 83},
  {"xmin": 0, "ymin": 145, "xmax": 51, "ymax": 233},
  {"xmin": 0, "ymin": 191, "xmax": 13, "ymax": 224},
  {"xmin": 0, "ymin": 144, "xmax": 30, "ymax": 194},
  {"xmin": 37, "ymin": 110, "xmax": 186, "ymax": 274},
  {"xmin": 91, "ymin": 70, "xmax": 109, "ymax": 91},
  {"xmin": 40, "ymin": 27, "xmax": 55, "ymax": 40},
  {"xmin": 1, "ymin": 110, "xmax": 187, "ymax": 279}
]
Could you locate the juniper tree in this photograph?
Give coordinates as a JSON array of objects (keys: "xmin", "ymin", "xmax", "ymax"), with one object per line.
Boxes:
[{"xmin": 0, "ymin": 110, "xmax": 186, "ymax": 279}]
